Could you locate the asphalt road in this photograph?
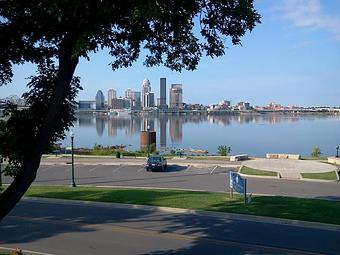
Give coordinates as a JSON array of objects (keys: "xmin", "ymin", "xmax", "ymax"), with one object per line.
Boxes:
[
  {"xmin": 1, "ymin": 198, "xmax": 339, "ymax": 255},
  {"xmin": 2, "ymin": 163, "xmax": 340, "ymax": 200}
]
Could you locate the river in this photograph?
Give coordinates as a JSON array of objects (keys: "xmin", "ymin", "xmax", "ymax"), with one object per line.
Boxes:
[{"xmin": 60, "ymin": 113, "xmax": 340, "ymax": 157}]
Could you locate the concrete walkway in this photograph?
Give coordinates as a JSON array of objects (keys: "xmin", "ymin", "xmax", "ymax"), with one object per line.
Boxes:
[{"xmin": 243, "ymin": 159, "xmax": 337, "ymax": 179}]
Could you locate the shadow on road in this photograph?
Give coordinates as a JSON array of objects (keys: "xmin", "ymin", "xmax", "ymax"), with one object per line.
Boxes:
[
  {"xmin": 1, "ymin": 198, "xmax": 339, "ymax": 255},
  {"xmin": 164, "ymin": 165, "xmax": 187, "ymax": 173}
]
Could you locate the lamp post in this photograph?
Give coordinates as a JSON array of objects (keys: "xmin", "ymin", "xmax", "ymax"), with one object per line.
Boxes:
[
  {"xmin": 336, "ymin": 146, "xmax": 339, "ymax": 158},
  {"xmin": 70, "ymin": 131, "xmax": 76, "ymax": 187},
  {"xmin": 147, "ymin": 125, "xmax": 150, "ymax": 157}
]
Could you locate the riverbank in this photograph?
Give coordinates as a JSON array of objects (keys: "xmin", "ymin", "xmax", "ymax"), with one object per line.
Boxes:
[{"xmin": 76, "ymin": 108, "xmax": 340, "ymax": 116}]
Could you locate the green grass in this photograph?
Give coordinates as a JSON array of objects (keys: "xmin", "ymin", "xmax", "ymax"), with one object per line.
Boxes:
[
  {"xmin": 240, "ymin": 166, "xmax": 277, "ymax": 176},
  {"xmin": 23, "ymin": 185, "xmax": 340, "ymax": 225},
  {"xmin": 301, "ymin": 171, "xmax": 338, "ymax": 181}
]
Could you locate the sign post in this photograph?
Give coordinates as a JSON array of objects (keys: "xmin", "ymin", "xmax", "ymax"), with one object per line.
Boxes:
[
  {"xmin": 229, "ymin": 172, "xmax": 247, "ymax": 204},
  {"xmin": 244, "ymin": 178, "xmax": 247, "ymax": 205}
]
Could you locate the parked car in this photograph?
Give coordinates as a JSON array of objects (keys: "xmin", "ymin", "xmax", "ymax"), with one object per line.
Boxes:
[{"xmin": 145, "ymin": 156, "xmax": 167, "ymax": 172}]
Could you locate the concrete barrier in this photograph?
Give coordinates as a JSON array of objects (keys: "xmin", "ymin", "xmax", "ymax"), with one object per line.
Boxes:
[
  {"xmin": 328, "ymin": 157, "xmax": 340, "ymax": 165},
  {"xmin": 266, "ymin": 153, "xmax": 301, "ymax": 160},
  {"xmin": 230, "ymin": 154, "xmax": 249, "ymax": 161}
]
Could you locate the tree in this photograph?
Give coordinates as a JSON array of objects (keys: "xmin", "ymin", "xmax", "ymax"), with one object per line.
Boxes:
[
  {"xmin": 311, "ymin": 146, "xmax": 321, "ymax": 158},
  {"xmin": 146, "ymin": 143, "xmax": 157, "ymax": 156},
  {"xmin": 0, "ymin": 0, "xmax": 260, "ymax": 220},
  {"xmin": 217, "ymin": 145, "xmax": 231, "ymax": 156}
]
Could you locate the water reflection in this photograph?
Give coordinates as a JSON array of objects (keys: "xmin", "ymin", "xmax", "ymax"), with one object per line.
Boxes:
[
  {"xmin": 76, "ymin": 113, "xmax": 338, "ymax": 142},
  {"xmin": 78, "ymin": 115, "xmax": 95, "ymax": 126},
  {"xmin": 72, "ymin": 113, "xmax": 340, "ymax": 156},
  {"xmin": 96, "ymin": 117, "xmax": 105, "ymax": 136},
  {"xmin": 159, "ymin": 116, "xmax": 167, "ymax": 148},
  {"xmin": 169, "ymin": 117, "xmax": 182, "ymax": 143}
]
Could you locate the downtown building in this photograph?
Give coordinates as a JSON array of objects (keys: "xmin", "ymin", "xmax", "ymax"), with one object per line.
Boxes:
[
  {"xmin": 141, "ymin": 78, "xmax": 151, "ymax": 109},
  {"xmin": 158, "ymin": 77, "xmax": 167, "ymax": 109},
  {"xmin": 78, "ymin": 100, "xmax": 96, "ymax": 110},
  {"xmin": 141, "ymin": 78, "xmax": 155, "ymax": 109},
  {"xmin": 131, "ymin": 91, "xmax": 141, "ymax": 110},
  {"xmin": 124, "ymin": 89, "xmax": 141, "ymax": 110},
  {"xmin": 107, "ymin": 89, "xmax": 117, "ymax": 108},
  {"xmin": 169, "ymin": 84, "xmax": 183, "ymax": 109},
  {"xmin": 112, "ymin": 97, "xmax": 131, "ymax": 109},
  {"xmin": 95, "ymin": 90, "xmax": 105, "ymax": 110},
  {"xmin": 125, "ymin": 88, "xmax": 134, "ymax": 100},
  {"xmin": 143, "ymin": 92, "xmax": 155, "ymax": 108}
]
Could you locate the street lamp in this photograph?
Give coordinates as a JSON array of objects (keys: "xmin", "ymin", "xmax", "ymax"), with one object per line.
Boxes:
[
  {"xmin": 336, "ymin": 146, "xmax": 339, "ymax": 158},
  {"xmin": 147, "ymin": 125, "xmax": 151, "ymax": 157},
  {"xmin": 70, "ymin": 131, "xmax": 76, "ymax": 187}
]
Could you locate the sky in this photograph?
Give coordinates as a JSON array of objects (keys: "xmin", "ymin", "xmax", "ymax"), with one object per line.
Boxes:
[{"xmin": 1, "ymin": 0, "xmax": 340, "ymax": 107}]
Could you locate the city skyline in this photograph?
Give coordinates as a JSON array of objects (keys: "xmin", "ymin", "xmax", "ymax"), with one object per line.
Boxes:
[
  {"xmin": 0, "ymin": 0, "xmax": 339, "ymax": 106},
  {"xmin": 90, "ymin": 78, "xmax": 185, "ymax": 110}
]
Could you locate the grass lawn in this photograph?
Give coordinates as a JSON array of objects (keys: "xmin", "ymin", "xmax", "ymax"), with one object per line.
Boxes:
[
  {"xmin": 23, "ymin": 185, "xmax": 340, "ymax": 225},
  {"xmin": 240, "ymin": 166, "xmax": 277, "ymax": 177},
  {"xmin": 301, "ymin": 171, "xmax": 338, "ymax": 181}
]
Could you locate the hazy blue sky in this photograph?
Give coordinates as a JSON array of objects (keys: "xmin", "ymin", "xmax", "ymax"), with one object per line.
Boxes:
[{"xmin": 1, "ymin": 0, "xmax": 339, "ymax": 106}]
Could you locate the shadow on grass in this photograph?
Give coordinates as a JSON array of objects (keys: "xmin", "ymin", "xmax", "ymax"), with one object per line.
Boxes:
[{"xmin": 25, "ymin": 188, "xmax": 340, "ymax": 225}]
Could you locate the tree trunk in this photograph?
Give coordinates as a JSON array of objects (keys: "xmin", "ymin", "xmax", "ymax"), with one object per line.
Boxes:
[{"xmin": 0, "ymin": 42, "xmax": 79, "ymax": 221}]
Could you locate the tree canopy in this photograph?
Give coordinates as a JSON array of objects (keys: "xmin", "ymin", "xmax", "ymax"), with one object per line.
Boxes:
[{"xmin": 0, "ymin": 0, "xmax": 260, "ymax": 220}]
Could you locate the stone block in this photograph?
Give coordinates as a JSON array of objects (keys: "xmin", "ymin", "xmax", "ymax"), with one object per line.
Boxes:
[
  {"xmin": 266, "ymin": 153, "xmax": 300, "ymax": 160},
  {"xmin": 328, "ymin": 157, "xmax": 340, "ymax": 165}
]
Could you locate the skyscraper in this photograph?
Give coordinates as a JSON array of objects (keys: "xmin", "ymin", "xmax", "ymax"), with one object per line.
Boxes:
[
  {"xmin": 169, "ymin": 84, "xmax": 183, "ymax": 109},
  {"xmin": 143, "ymin": 92, "xmax": 155, "ymax": 108},
  {"xmin": 159, "ymin": 78, "xmax": 167, "ymax": 109},
  {"xmin": 125, "ymin": 88, "xmax": 134, "ymax": 99},
  {"xmin": 107, "ymin": 89, "xmax": 116, "ymax": 108},
  {"xmin": 96, "ymin": 90, "xmax": 105, "ymax": 110},
  {"xmin": 141, "ymin": 78, "xmax": 151, "ymax": 109},
  {"xmin": 132, "ymin": 91, "xmax": 141, "ymax": 110}
]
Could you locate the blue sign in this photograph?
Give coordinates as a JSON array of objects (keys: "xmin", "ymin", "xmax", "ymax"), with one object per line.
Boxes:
[{"xmin": 230, "ymin": 172, "xmax": 246, "ymax": 194}]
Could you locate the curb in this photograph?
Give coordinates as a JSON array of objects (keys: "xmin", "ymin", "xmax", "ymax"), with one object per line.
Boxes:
[
  {"xmin": 22, "ymin": 197, "xmax": 340, "ymax": 232},
  {"xmin": 299, "ymin": 178, "xmax": 339, "ymax": 183},
  {"xmin": 239, "ymin": 172, "xmax": 280, "ymax": 180}
]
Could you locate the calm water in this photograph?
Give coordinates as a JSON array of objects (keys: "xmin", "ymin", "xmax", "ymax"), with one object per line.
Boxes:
[{"xmin": 61, "ymin": 113, "xmax": 340, "ymax": 157}]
